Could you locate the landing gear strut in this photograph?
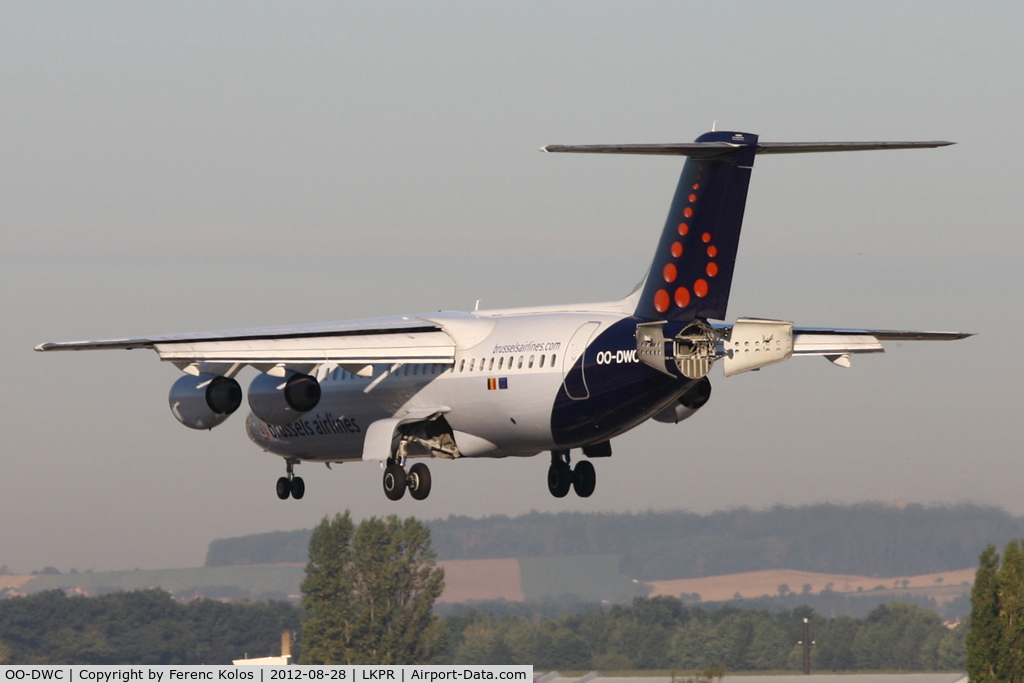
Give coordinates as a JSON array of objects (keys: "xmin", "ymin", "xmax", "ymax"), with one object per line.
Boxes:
[
  {"xmin": 382, "ymin": 458, "xmax": 432, "ymax": 501},
  {"xmin": 277, "ymin": 458, "xmax": 305, "ymax": 500},
  {"xmin": 547, "ymin": 450, "xmax": 597, "ymax": 498}
]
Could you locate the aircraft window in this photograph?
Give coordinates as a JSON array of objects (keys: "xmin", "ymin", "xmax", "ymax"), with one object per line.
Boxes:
[
  {"xmin": 539, "ymin": 355, "xmax": 546, "ymax": 368},
  {"xmin": 459, "ymin": 359, "xmax": 465, "ymax": 372},
  {"xmin": 488, "ymin": 357, "xmax": 494, "ymax": 371},
  {"xmin": 508, "ymin": 356, "xmax": 514, "ymax": 369},
  {"xmin": 517, "ymin": 356, "xmax": 524, "ymax": 369},
  {"xmin": 551, "ymin": 354, "xmax": 557, "ymax": 366},
  {"xmin": 498, "ymin": 357, "xmax": 504, "ymax": 370},
  {"xmin": 469, "ymin": 358, "xmax": 476, "ymax": 372},
  {"xmin": 530, "ymin": 355, "xmax": 536, "ymax": 368}
]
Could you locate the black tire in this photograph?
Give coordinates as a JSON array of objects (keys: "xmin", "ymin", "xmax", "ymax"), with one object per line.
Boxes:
[
  {"xmin": 547, "ymin": 463, "xmax": 572, "ymax": 498},
  {"xmin": 290, "ymin": 476, "xmax": 305, "ymax": 500},
  {"xmin": 572, "ymin": 460, "xmax": 596, "ymax": 498},
  {"xmin": 408, "ymin": 463, "xmax": 432, "ymax": 501},
  {"xmin": 276, "ymin": 477, "xmax": 291, "ymax": 500},
  {"xmin": 383, "ymin": 464, "xmax": 407, "ymax": 501}
]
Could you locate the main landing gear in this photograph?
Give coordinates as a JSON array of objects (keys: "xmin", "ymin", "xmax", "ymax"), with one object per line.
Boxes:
[
  {"xmin": 276, "ymin": 458, "xmax": 305, "ymax": 500},
  {"xmin": 383, "ymin": 458, "xmax": 432, "ymax": 501},
  {"xmin": 548, "ymin": 450, "xmax": 596, "ymax": 498}
]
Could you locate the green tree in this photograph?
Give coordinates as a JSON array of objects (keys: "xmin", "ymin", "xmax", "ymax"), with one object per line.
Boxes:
[
  {"xmin": 967, "ymin": 545, "xmax": 1002, "ymax": 683},
  {"xmin": 1002, "ymin": 541, "xmax": 1024, "ymax": 681},
  {"xmin": 301, "ymin": 512, "xmax": 445, "ymax": 664}
]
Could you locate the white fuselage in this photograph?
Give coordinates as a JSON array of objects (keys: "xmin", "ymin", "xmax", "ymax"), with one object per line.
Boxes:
[{"xmin": 244, "ymin": 307, "xmax": 646, "ymax": 463}]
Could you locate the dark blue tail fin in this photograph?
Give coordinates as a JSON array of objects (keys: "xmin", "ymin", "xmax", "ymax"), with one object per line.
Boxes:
[
  {"xmin": 541, "ymin": 132, "xmax": 953, "ymax": 322},
  {"xmin": 635, "ymin": 131, "xmax": 757, "ymax": 322}
]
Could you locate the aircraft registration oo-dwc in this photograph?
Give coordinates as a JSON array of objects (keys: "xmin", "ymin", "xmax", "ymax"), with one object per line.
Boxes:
[{"xmin": 38, "ymin": 131, "xmax": 971, "ymax": 502}]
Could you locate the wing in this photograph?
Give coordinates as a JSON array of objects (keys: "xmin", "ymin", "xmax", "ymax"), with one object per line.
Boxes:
[
  {"xmin": 35, "ymin": 315, "xmax": 456, "ymax": 374},
  {"xmin": 790, "ymin": 326, "xmax": 972, "ymax": 367},
  {"xmin": 711, "ymin": 320, "xmax": 972, "ymax": 375}
]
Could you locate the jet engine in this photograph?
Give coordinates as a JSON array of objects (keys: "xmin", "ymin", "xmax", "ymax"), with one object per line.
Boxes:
[
  {"xmin": 248, "ymin": 371, "xmax": 321, "ymax": 425},
  {"xmin": 652, "ymin": 376, "xmax": 712, "ymax": 424},
  {"xmin": 169, "ymin": 373, "xmax": 243, "ymax": 430}
]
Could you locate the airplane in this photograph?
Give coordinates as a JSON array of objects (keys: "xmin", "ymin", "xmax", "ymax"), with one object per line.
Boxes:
[{"xmin": 36, "ymin": 130, "xmax": 970, "ymax": 502}]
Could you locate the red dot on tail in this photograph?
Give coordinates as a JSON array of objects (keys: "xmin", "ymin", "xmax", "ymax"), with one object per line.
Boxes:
[
  {"xmin": 671, "ymin": 242, "xmax": 683, "ymax": 257},
  {"xmin": 707, "ymin": 262, "xmax": 719, "ymax": 277},
  {"xmin": 692, "ymin": 183, "xmax": 700, "ymax": 190},
  {"xmin": 675, "ymin": 287, "xmax": 691, "ymax": 308},
  {"xmin": 694, "ymin": 279, "xmax": 709, "ymax": 297},
  {"xmin": 678, "ymin": 223, "xmax": 689, "ymax": 235},
  {"xmin": 663, "ymin": 263, "xmax": 677, "ymax": 283},
  {"xmin": 654, "ymin": 290, "xmax": 670, "ymax": 312},
  {"xmin": 702, "ymin": 232, "xmax": 711, "ymax": 243},
  {"xmin": 707, "ymin": 245, "xmax": 718, "ymax": 257},
  {"xmin": 683, "ymin": 207, "xmax": 693, "ymax": 218},
  {"xmin": 688, "ymin": 194, "xmax": 697, "ymax": 202}
]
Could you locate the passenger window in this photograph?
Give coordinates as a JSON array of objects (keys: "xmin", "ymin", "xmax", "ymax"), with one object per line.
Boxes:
[
  {"xmin": 459, "ymin": 359, "xmax": 465, "ymax": 372},
  {"xmin": 488, "ymin": 357, "xmax": 494, "ymax": 371},
  {"xmin": 517, "ymin": 356, "xmax": 523, "ymax": 369},
  {"xmin": 508, "ymin": 356, "xmax": 513, "ymax": 369},
  {"xmin": 528, "ymin": 355, "xmax": 535, "ymax": 368},
  {"xmin": 469, "ymin": 358, "xmax": 476, "ymax": 372},
  {"xmin": 539, "ymin": 355, "xmax": 546, "ymax": 368},
  {"xmin": 551, "ymin": 354, "xmax": 557, "ymax": 366},
  {"xmin": 498, "ymin": 357, "xmax": 504, "ymax": 370}
]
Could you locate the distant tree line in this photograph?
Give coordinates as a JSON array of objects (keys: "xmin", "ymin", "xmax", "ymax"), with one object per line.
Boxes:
[
  {"xmin": 441, "ymin": 596, "xmax": 965, "ymax": 671},
  {"xmin": 0, "ymin": 589, "xmax": 964, "ymax": 669},
  {"xmin": 0, "ymin": 589, "xmax": 299, "ymax": 665},
  {"xmin": 205, "ymin": 503, "xmax": 1024, "ymax": 580}
]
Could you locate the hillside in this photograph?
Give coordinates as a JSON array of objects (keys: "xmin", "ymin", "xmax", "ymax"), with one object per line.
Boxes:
[{"xmin": 205, "ymin": 502, "xmax": 1024, "ymax": 579}]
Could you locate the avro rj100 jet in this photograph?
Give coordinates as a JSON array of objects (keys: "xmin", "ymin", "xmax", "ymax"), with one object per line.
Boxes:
[{"xmin": 37, "ymin": 131, "xmax": 969, "ymax": 502}]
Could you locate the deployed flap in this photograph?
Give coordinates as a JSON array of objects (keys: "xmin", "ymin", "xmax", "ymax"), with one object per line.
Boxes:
[
  {"xmin": 792, "ymin": 333, "xmax": 884, "ymax": 356},
  {"xmin": 35, "ymin": 316, "xmax": 442, "ymax": 352},
  {"xmin": 150, "ymin": 330, "xmax": 455, "ymax": 365},
  {"xmin": 723, "ymin": 318, "xmax": 794, "ymax": 377}
]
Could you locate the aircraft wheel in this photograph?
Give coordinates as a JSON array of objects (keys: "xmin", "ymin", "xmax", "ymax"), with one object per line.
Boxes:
[
  {"xmin": 290, "ymin": 476, "xmax": 305, "ymax": 500},
  {"xmin": 276, "ymin": 477, "xmax": 291, "ymax": 500},
  {"xmin": 383, "ymin": 464, "xmax": 407, "ymax": 501},
  {"xmin": 547, "ymin": 463, "xmax": 572, "ymax": 498},
  {"xmin": 408, "ymin": 463, "xmax": 432, "ymax": 501},
  {"xmin": 572, "ymin": 461, "xmax": 596, "ymax": 498}
]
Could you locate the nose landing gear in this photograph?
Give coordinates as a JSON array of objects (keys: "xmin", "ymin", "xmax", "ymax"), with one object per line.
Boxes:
[
  {"xmin": 547, "ymin": 450, "xmax": 596, "ymax": 498},
  {"xmin": 382, "ymin": 459, "xmax": 432, "ymax": 501},
  {"xmin": 276, "ymin": 458, "xmax": 305, "ymax": 500}
]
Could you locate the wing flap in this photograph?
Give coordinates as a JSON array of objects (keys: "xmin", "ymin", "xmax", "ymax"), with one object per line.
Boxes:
[
  {"xmin": 35, "ymin": 316, "xmax": 440, "ymax": 352},
  {"xmin": 152, "ymin": 331, "xmax": 455, "ymax": 365},
  {"xmin": 792, "ymin": 334, "xmax": 885, "ymax": 356}
]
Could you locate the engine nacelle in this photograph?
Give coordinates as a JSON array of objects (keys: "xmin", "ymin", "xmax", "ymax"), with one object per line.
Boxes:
[
  {"xmin": 247, "ymin": 371, "xmax": 321, "ymax": 426},
  {"xmin": 169, "ymin": 373, "xmax": 243, "ymax": 430},
  {"xmin": 652, "ymin": 376, "xmax": 712, "ymax": 424}
]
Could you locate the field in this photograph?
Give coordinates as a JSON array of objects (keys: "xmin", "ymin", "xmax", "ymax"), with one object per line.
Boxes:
[
  {"xmin": 647, "ymin": 568, "xmax": 976, "ymax": 603},
  {"xmin": 9, "ymin": 559, "xmax": 976, "ymax": 607}
]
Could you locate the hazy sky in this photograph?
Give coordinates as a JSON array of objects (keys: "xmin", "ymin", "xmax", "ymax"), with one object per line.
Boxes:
[{"xmin": 2, "ymin": 1, "xmax": 1022, "ymax": 573}]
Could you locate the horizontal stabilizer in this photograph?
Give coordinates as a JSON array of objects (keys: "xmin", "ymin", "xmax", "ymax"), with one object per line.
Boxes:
[{"xmin": 541, "ymin": 140, "xmax": 954, "ymax": 158}]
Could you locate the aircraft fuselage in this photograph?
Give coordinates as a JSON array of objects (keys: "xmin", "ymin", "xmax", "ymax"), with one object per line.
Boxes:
[{"xmin": 244, "ymin": 310, "xmax": 696, "ymax": 462}]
